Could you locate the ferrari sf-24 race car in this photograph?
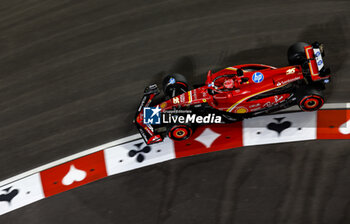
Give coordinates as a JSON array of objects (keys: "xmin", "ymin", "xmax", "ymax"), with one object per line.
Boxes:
[{"xmin": 134, "ymin": 42, "xmax": 331, "ymax": 145}]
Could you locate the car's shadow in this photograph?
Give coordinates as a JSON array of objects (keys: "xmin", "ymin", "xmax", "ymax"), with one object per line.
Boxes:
[
  {"xmin": 298, "ymin": 17, "xmax": 347, "ymax": 73},
  {"xmin": 297, "ymin": 17, "xmax": 348, "ymax": 99},
  {"xmin": 150, "ymin": 17, "xmax": 347, "ymax": 101}
]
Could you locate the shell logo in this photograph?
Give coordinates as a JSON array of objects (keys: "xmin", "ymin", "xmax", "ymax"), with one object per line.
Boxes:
[
  {"xmin": 235, "ymin": 107, "xmax": 248, "ymax": 114},
  {"xmin": 160, "ymin": 102, "xmax": 167, "ymax": 108}
]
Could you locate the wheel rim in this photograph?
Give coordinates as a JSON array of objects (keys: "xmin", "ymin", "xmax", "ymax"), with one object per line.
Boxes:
[
  {"xmin": 174, "ymin": 128, "xmax": 187, "ymax": 138},
  {"xmin": 300, "ymin": 95, "xmax": 324, "ymax": 111},
  {"xmin": 169, "ymin": 125, "xmax": 192, "ymax": 140},
  {"xmin": 304, "ymin": 98, "xmax": 319, "ymax": 109}
]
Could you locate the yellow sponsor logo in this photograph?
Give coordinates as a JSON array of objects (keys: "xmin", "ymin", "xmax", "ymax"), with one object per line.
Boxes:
[
  {"xmin": 188, "ymin": 92, "xmax": 192, "ymax": 103},
  {"xmin": 235, "ymin": 107, "xmax": 248, "ymax": 113}
]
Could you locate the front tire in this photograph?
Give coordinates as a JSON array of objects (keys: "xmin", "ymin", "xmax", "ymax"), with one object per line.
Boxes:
[
  {"xmin": 167, "ymin": 124, "xmax": 193, "ymax": 141},
  {"xmin": 162, "ymin": 73, "xmax": 190, "ymax": 98}
]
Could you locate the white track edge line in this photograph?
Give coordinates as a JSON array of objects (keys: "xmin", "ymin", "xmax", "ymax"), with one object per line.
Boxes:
[
  {"xmin": 322, "ymin": 102, "xmax": 348, "ymax": 109},
  {"xmin": 0, "ymin": 134, "xmax": 142, "ymax": 187},
  {"xmin": 0, "ymin": 102, "xmax": 348, "ymax": 187}
]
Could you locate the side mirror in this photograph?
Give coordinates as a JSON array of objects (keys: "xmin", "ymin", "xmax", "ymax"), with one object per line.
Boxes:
[{"xmin": 237, "ymin": 69, "xmax": 244, "ymax": 77}]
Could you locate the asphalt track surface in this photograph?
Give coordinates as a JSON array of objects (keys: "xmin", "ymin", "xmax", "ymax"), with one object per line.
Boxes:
[{"xmin": 0, "ymin": 0, "xmax": 349, "ymax": 223}]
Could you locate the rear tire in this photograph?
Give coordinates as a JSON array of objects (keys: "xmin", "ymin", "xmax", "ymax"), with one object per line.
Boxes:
[
  {"xmin": 167, "ymin": 124, "xmax": 193, "ymax": 141},
  {"xmin": 287, "ymin": 42, "xmax": 309, "ymax": 65},
  {"xmin": 162, "ymin": 73, "xmax": 189, "ymax": 98},
  {"xmin": 297, "ymin": 88, "xmax": 324, "ymax": 111}
]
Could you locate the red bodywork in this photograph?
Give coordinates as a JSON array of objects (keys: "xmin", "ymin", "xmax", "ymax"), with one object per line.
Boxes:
[
  {"xmin": 135, "ymin": 44, "xmax": 330, "ymax": 144},
  {"xmin": 158, "ymin": 64, "xmax": 303, "ymax": 113}
]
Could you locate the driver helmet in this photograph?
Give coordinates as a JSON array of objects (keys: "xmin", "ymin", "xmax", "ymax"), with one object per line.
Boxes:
[{"xmin": 224, "ymin": 79, "xmax": 234, "ymax": 89}]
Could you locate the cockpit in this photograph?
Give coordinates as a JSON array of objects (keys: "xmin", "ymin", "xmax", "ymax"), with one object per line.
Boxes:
[{"xmin": 207, "ymin": 69, "xmax": 249, "ymax": 94}]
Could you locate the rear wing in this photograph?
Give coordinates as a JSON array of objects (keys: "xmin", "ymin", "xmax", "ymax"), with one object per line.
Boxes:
[{"xmin": 304, "ymin": 42, "xmax": 331, "ymax": 82}]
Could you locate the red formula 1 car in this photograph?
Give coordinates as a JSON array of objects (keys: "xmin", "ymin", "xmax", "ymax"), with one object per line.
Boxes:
[{"xmin": 134, "ymin": 42, "xmax": 331, "ymax": 144}]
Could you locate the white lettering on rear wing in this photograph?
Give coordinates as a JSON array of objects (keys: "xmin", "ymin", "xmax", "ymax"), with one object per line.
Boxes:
[{"xmin": 313, "ymin": 48, "xmax": 324, "ymax": 71}]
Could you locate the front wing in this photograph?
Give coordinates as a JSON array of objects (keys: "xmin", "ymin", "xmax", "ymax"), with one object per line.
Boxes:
[{"xmin": 134, "ymin": 84, "xmax": 164, "ymax": 145}]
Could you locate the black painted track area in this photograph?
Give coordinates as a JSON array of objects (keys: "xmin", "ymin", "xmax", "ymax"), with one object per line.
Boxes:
[{"xmin": 0, "ymin": 0, "xmax": 349, "ymax": 223}]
